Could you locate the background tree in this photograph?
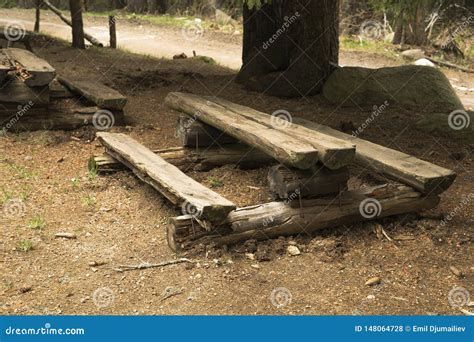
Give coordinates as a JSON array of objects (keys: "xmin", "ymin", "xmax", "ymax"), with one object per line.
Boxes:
[
  {"xmin": 69, "ymin": 0, "xmax": 85, "ymax": 48},
  {"xmin": 236, "ymin": 0, "xmax": 340, "ymax": 97}
]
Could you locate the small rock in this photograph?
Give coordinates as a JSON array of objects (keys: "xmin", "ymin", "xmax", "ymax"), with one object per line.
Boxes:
[
  {"xmin": 18, "ymin": 286, "xmax": 32, "ymax": 294},
  {"xmin": 367, "ymin": 294, "xmax": 375, "ymax": 300},
  {"xmin": 287, "ymin": 245, "xmax": 301, "ymax": 256},
  {"xmin": 365, "ymin": 277, "xmax": 381, "ymax": 286},
  {"xmin": 57, "ymin": 157, "xmax": 65, "ymax": 163},
  {"xmin": 55, "ymin": 232, "xmax": 76, "ymax": 239},
  {"xmin": 88, "ymin": 261, "xmax": 107, "ymax": 267},
  {"xmin": 413, "ymin": 58, "xmax": 436, "ymax": 67},
  {"xmin": 173, "ymin": 53, "xmax": 188, "ymax": 59},
  {"xmin": 245, "ymin": 253, "xmax": 255, "ymax": 261},
  {"xmin": 251, "ymin": 264, "xmax": 260, "ymax": 269},
  {"xmin": 24, "ymin": 156, "xmax": 33, "ymax": 161},
  {"xmin": 288, "ymin": 240, "xmax": 298, "ymax": 246},
  {"xmin": 450, "ymin": 266, "xmax": 464, "ymax": 278},
  {"xmin": 401, "ymin": 49, "xmax": 425, "ymax": 60},
  {"xmin": 194, "ymin": 273, "xmax": 202, "ymax": 279}
]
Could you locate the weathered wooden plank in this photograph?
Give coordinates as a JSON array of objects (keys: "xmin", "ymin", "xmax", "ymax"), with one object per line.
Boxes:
[
  {"xmin": 49, "ymin": 79, "xmax": 74, "ymax": 99},
  {"xmin": 207, "ymin": 96, "xmax": 356, "ymax": 170},
  {"xmin": 177, "ymin": 114, "xmax": 238, "ymax": 147},
  {"xmin": 97, "ymin": 132, "xmax": 236, "ymax": 223},
  {"xmin": 4, "ymin": 48, "xmax": 56, "ymax": 87},
  {"xmin": 58, "ymin": 76, "xmax": 127, "ymax": 110},
  {"xmin": 89, "ymin": 144, "xmax": 274, "ymax": 173},
  {"xmin": 0, "ymin": 107, "xmax": 124, "ymax": 132},
  {"xmin": 292, "ymin": 117, "xmax": 456, "ymax": 195},
  {"xmin": 268, "ymin": 164, "xmax": 349, "ymax": 199},
  {"xmin": 0, "ymin": 76, "xmax": 49, "ymax": 105},
  {"xmin": 168, "ymin": 184, "xmax": 440, "ymax": 251},
  {"xmin": 0, "ymin": 51, "xmax": 11, "ymax": 83},
  {"xmin": 165, "ymin": 92, "xmax": 319, "ymax": 170}
]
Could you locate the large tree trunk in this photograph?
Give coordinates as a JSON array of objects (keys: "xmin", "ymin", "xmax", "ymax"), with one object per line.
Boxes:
[
  {"xmin": 69, "ymin": 0, "xmax": 85, "ymax": 49},
  {"xmin": 237, "ymin": 0, "xmax": 339, "ymax": 97}
]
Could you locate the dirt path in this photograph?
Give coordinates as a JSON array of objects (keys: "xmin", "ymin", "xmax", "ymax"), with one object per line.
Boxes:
[{"xmin": 0, "ymin": 8, "xmax": 243, "ymax": 69}]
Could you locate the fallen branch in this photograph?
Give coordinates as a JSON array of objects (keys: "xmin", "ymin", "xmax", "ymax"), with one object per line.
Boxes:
[
  {"xmin": 114, "ymin": 258, "xmax": 193, "ymax": 272},
  {"xmin": 426, "ymin": 57, "xmax": 474, "ymax": 73},
  {"xmin": 43, "ymin": 0, "xmax": 103, "ymax": 47}
]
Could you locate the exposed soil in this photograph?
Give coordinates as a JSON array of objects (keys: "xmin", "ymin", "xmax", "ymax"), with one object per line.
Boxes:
[{"xmin": 0, "ymin": 22, "xmax": 473, "ymax": 315}]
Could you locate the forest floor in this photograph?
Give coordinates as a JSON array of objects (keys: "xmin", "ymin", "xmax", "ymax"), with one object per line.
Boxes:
[{"xmin": 0, "ymin": 8, "xmax": 473, "ymax": 315}]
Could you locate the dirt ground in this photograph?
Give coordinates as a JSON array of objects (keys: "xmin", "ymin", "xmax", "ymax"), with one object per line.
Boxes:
[{"xmin": 0, "ymin": 28, "xmax": 473, "ymax": 315}]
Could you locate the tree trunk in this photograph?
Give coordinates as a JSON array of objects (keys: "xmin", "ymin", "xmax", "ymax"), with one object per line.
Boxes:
[
  {"xmin": 237, "ymin": 0, "xmax": 339, "ymax": 97},
  {"xmin": 34, "ymin": 0, "xmax": 41, "ymax": 32},
  {"xmin": 392, "ymin": 6, "xmax": 428, "ymax": 46},
  {"xmin": 157, "ymin": 0, "xmax": 168, "ymax": 13},
  {"xmin": 69, "ymin": 0, "xmax": 85, "ymax": 49}
]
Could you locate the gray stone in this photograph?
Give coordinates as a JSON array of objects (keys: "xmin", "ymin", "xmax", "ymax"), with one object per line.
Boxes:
[{"xmin": 323, "ymin": 65, "xmax": 464, "ymax": 112}]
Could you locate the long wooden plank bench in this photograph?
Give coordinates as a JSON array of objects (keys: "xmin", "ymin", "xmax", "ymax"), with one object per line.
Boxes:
[
  {"xmin": 97, "ymin": 132, "xmax": 236, "ymax": 224},
  {"xmin": 2, "ymin": 48, "xmax": 56, "ymax": 87},
  {"xmin": 58, "ymin": 76, "xmax": 127, "ymax": 110},
  {"xmin": 165, "ymin": 92, "xmax": 319, "ymax": 170}
]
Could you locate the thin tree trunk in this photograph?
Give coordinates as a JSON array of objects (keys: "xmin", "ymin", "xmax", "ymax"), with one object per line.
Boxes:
[
  {"xmin": 34, "ymin": 0, "xmax": 41, "ymax": 32},
  {"xmin": 69, "ymin": 0, "xmax": 85, "ymax": 49}
]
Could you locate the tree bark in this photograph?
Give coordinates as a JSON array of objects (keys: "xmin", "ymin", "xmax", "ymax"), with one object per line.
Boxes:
[
  {"xmin": 69, "ymin": 0, "xmax": 86, "ymax": 49},
  {"xmin": 237, "ymin": 0, "xmax": 339, "ymax": 97},
  {"xmin": 392, "ymin": 6, "xmax": 428, "ymax": 46},
  {"xmin": 34, "ymin": 0, "xmax": 41, "ymax": 32}
]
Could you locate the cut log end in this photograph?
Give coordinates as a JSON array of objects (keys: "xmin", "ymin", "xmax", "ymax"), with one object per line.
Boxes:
[
  {"xmin": 424, "ymin": 173, "xmax": 457, "ymax": 195},
  {"xmin": 321, "ymin": 149, "xmax": 357, "ymax": 170}
]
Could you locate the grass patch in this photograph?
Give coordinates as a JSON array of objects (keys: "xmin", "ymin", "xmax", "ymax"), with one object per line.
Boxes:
[
  {"xmin": 340, "ymin": 36, "xmax": 399, "ymax": 59},
  {"xmin": 18, "ymin": 239, "xmax": 34, "ymax": 252},
  {"xmin": 70, "ymin": 177, "xmax": 81, "ymax": 191},
  {"xmin": 28, "ymin": 216, "xmax": 45, "ymax": 230},
  {"xmin": 85, "ymin": 11, "xmax": 194, "ymax": 27},
  {"xmin": 81, "ymin": 194, "xmax": 97, "ymax": 208},
  {"xmin": 207, "ymin": 176, "xmax": 223, "ymax": 188},
  {"xmin": 193, "ymin": 55, "xmax": 217, "ymax": 65}
]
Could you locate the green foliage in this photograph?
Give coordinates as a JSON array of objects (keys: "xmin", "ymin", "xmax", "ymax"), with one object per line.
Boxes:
[
  {"xmin": 28, "ymin": 216, "xmax": 45, "ymax": 230},
  {"xmin": 18, "ymin": 239, "xmax": 34, "ymax": 252},
  {"xmin": 207, "ymin": 176, "xmax": 223, "ymax": 188},
  {"xmin": 245, "ymin": 0, "xmax": 272, "ymax": 10}
]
